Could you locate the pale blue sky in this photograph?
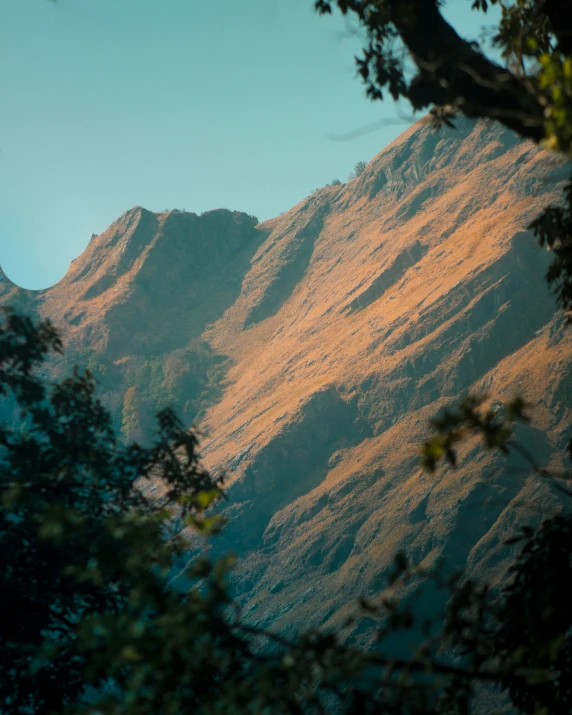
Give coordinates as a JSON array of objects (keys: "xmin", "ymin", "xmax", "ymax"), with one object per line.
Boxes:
[{"xmin": 0, "ymin": 0, "xmax": 499, "ymax": 289}]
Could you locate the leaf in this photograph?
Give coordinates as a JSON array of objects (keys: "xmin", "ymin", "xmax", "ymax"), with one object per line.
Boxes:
[{"xmin": 120, "ymin": 646, "xmax": 142, "ymax": 663}]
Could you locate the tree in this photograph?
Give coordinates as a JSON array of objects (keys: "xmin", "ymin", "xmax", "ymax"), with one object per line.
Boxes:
[
  {"xmin": 349, "ymin": 160, "xmax": 367, "ymax": 179},
  {"xmin": 121, "ymin": 385, "xmax": 143, "ymax": 441},
  {"xmin": 315, "ymin": 0, "xmax": 572, "ymax": 315}
]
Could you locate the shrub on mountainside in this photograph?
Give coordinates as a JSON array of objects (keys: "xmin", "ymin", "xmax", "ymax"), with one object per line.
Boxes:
[
  {"xmin": 70, "ymin": 341, "xmax": 229, "ymax": 445},
  {"xmin": 121, "ymin": 385, "xmax": 143, "ymax": 441},
  {"xmin": 348, "ymin": 161, "xmax": 367, "ymax": 180}
]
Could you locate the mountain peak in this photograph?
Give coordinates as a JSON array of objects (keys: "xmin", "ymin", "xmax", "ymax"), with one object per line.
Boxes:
[{"xmin": 38, "ymin": 205, "xmax": 265, "ymax": 357}]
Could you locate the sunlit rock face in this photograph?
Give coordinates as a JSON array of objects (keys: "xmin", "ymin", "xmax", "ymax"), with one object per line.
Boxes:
[{"xmin": 4, "ymin": 116, "xmax": 572, "ymax": 639}]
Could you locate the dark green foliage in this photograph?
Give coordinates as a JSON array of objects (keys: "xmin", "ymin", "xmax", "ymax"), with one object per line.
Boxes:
[
  {"xmin": 529, "ymin": 180, "xmax": 572, "ymax": 321},
  {"xmin": 3, "ymin": 312, "xmax": 572, "ymax": 713},
  {"xmin": 496, "ymin": 515, "xmax": 572, "ymax": 714},
  {"xmin": 70, "ymin": 340, "xmax": 229, "ymax": 444},
  {"xmin": 349, "ymin": 161, "xmax": 367, "ymax": 180},
  {"xmin": 418, "ymin": 393, "xmax": 572, "ymax": 712},
  {"xmin": 421, "ymin": 394, "xmax": 529, "ymax": 473},
  {"xmin": 0, "ymin": 308, "xmax": 226, "ymax": 713}
]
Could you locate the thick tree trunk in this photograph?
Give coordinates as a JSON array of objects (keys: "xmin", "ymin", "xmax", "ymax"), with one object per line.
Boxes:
[
  {"xmin": 544, "ymin": 0, "xmax": 572, "ymax": 56},
  {"xmin": 388, "ymin": 0, "xmax": 546, "ymax": 143}
]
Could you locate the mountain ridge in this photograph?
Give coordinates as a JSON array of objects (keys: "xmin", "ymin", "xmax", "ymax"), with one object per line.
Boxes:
[{"xmin": 2, "ymin": 115, "xmax": 572, "ymax": 639}]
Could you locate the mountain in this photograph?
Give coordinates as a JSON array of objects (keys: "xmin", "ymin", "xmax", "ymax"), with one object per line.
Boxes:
[
  {"xmin": 1, "ymin": 208, "xmax": 264, "ymax": 438},
  {"xmin": 3, "ymin": 116, "xmax": 572, "ymax": 640}
]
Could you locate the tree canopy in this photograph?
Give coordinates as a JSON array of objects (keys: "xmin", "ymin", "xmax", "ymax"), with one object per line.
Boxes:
[{"xmin": 349, "ymin": 160, "xmax": 368, "ymax": 179}]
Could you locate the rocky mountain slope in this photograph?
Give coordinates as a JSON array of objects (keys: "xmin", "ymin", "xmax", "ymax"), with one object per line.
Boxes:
[
  {"xmin": 1, "ymin": 208, "xmax": 264, "ymax": 437},
  {"xmin": 3, "ymin": 116, "xmax": 572, "ymax": 640}
]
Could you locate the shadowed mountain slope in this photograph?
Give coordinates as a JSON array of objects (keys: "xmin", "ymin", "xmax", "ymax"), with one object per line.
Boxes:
[
  {"xmin": 3, "ymin": 117, "xmax": 572, "ymax": 639},
  {"xmin": 0, "ymin": 208, "xmax": 265, "ymax": 438}
]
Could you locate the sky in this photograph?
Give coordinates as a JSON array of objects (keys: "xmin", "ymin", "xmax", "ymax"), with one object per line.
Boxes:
[{"xmin": 0, "ymin": 0, "xmax": 500, "ymax": 289}]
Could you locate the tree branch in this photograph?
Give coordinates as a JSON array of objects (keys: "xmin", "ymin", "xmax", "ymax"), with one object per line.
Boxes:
[{"xmin": 386, "ymin": 0, "xmax": 546, "ymax": 141}]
